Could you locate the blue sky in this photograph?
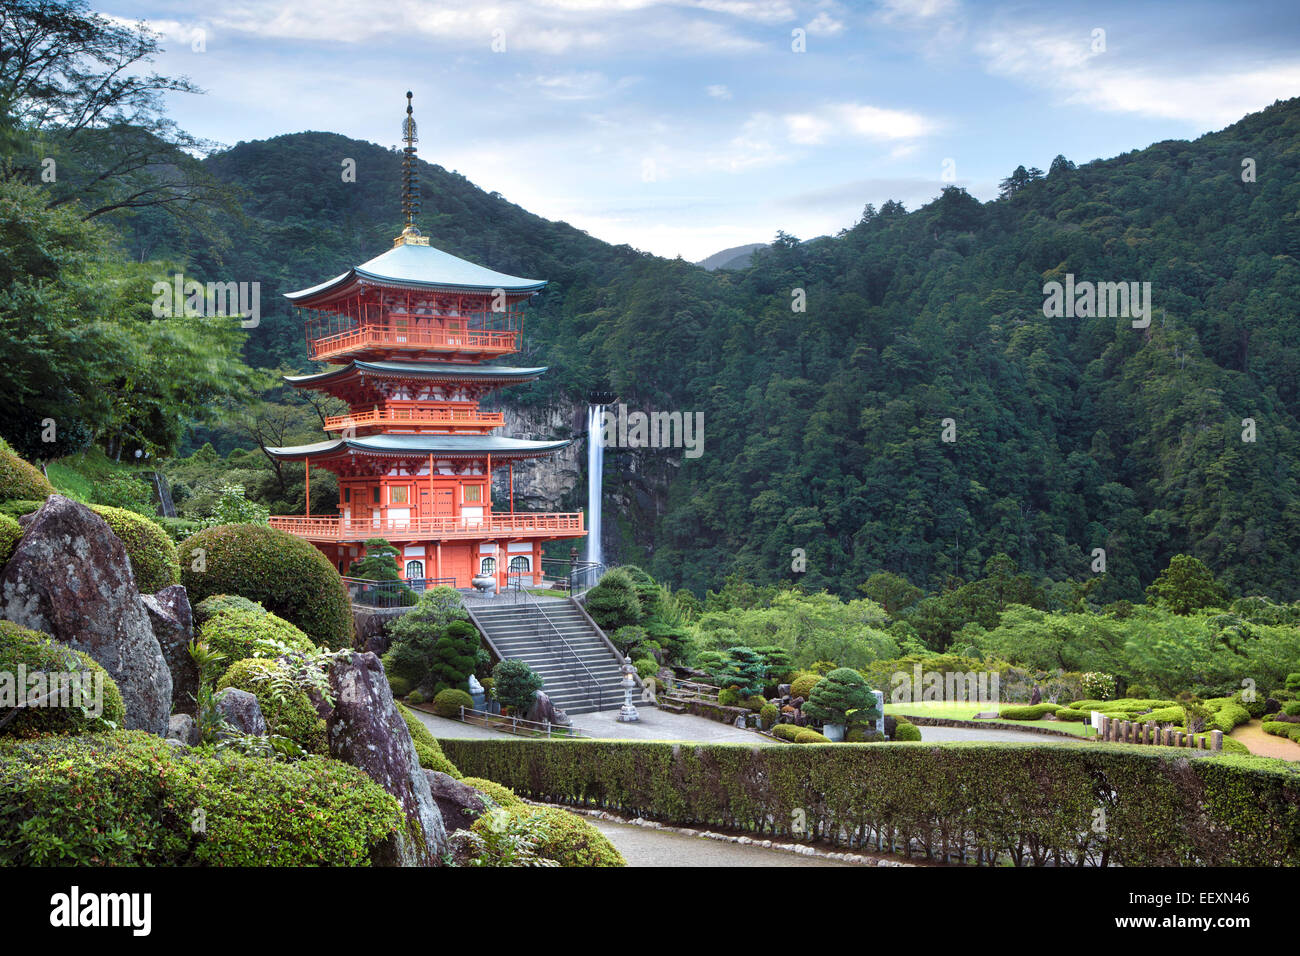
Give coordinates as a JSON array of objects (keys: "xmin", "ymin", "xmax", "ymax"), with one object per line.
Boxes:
[{"xmin": 105, "ymin": 0, "xmax": 1300, "ymax": 260}]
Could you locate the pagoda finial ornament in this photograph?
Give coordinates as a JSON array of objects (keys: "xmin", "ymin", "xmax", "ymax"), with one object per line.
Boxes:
[{"xmin": 396, "ymin": 90, "xmax": 428, "ymax": 246}]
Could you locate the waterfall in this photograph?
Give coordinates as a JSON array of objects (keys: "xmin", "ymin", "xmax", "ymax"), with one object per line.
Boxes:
[{"xmin": 586, "ymin": 404, "xmax": 604, "ymax": 568}]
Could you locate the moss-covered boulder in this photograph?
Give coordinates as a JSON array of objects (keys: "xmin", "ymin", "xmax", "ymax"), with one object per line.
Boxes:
[
  {"xmin": 180, "ymin": 524, "xmax": 353, "ymax": 649},
  {"xmin": 470, "ymin": 805, "xmax": 625, "ymax": 866},
  {"xmin": 0, "ymin": 621, "xmax": 126, "ymax": 738}
]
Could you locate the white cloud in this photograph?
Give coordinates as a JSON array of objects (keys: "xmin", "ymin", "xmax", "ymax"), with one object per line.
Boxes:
[
  {"xmin": 707, "ymin": 84, "xmax": 733, "ymax": 99},
  {"xmin": 783, "ymin": 102, "xmax": 936, "ymax": 144},
  {"xmin": 806, "ymin": 12, "xmax": 845, "ymax": 36},
  {"xmin": 978, "ymin": 25, "xmax": 1300, "ymax": 125}
]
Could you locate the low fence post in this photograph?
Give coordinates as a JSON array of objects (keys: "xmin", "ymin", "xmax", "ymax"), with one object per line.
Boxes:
[{"xmin": 1211, "ymin": 730, "xmax": 1223, "ymax": 752}]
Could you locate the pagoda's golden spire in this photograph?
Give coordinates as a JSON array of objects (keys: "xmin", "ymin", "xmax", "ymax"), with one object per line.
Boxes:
[{"xmin": 396, "ymin": 90, "xmax": 428, "ymax": 247}]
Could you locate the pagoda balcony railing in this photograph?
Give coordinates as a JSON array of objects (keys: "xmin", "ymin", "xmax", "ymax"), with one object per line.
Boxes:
[
  {"xmin": 323, "ymin": 405, "xmax": 505, "ymax": 432},
  {"xmin": 268, "ymin": 511, "xmax": 585, "ymax": 542},
  {"xmin": 307, "ymin": 324, "xmax": 519, "ymax": 361}
]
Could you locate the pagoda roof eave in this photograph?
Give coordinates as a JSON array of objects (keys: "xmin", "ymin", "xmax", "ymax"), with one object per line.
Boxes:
[
  {"xmin": 283, "ymin": 242, "xmax": 547, "ymax": 304},
  {"xmin": 265, "ymin": 434, "xmax": 572, "ymax": 463},
  {"xmin": 283, "ymin": 360, "xmax": 548, "ymax": 387}
]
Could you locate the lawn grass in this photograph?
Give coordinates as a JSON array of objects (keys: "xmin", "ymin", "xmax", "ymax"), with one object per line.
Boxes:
[
  {"xmin": 46, "ymin": 448, "xmax": 145, "ymax": 501},
  {"xmin": 883, "ymin": 700, "xmax": 1094, "ymax": 737}
]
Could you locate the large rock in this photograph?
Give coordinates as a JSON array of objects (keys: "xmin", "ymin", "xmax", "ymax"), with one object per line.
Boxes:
[
  {"xmin": 142, "ymin": 584, "xmax": 196, "ymax": 714},
  {"xmin": 525, "ymin": 689, "xmax": 571, "ymax": 726},
  {"xmin": 167, "ymin": 713, "xmax": 199, "ymax": 746},
  {"xmin": 215, "ymin": 687, "xmax": 266, "ymax": 737},
  {"xmin": 328, "ymin": 651, "xmax": 447, "ymax": 865},
  {"xmin": 0, "ymin": 495, "xmax": 171, "ymax": 735},
  {"xmin": 425, "ymin": 770, "xmax": 487, "ymax": 834}
]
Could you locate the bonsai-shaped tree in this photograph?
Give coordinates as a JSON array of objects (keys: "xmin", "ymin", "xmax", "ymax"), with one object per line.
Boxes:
[
  {"xmin": 585, "ymin": 568, "xmax": 643, "ymax": 631},
  {"xmin": 493, "ymin": 658, "xmax": 545, "ymax": 715},
  {"xmin": 349, "ymin": 538, "xmax": 415, "ymax": 606},
  {"xmin": 383, "ymin": 587, "xmax": 470, "ymax": 694},
  {"xmin": 716, "ymin": 646, "xmax": 767, "ymax": 697},
  {"xmin": 752, "ymin": 645, "xmax": 794, "ymax": 684},
  {"xmin": 428, "ymin": 620, "xmax": 481, "ymax": 694},
  {"xmin": 803, "ymin": 668, "xmax": 881, "ymax": 731}
]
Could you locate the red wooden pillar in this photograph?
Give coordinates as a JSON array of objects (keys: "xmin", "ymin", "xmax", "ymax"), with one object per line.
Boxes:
[
  {"xmin": 305, "ymin": 456, "xmax": 310, "ymax": 517},
  {"xmin": 509, "ymin": 461, "xmax": 514, "ymax": 514}
]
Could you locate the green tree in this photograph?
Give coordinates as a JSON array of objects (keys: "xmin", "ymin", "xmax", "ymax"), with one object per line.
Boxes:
[
  {"xmin": 802, "ymin": 668, "xmax": 881, "ymax": 729},
  {"xmin": 858, "ymin": 571, "xmax": 923, "ymax": 617},
  {"xmin": 493, "ymin": 658, "xmax": 544, "ymax": 714},
  {"xmin": 1145, "ymin": 555, "xmax": 1228, "ymax": 615}
]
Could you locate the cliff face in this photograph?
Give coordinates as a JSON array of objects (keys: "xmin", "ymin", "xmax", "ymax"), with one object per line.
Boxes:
[{"xmin": 490, "ymin": 399, "xmax": 680, "ymax": 567}]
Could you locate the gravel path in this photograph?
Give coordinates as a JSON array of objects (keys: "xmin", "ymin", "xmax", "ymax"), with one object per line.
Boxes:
[
  {"xmin": 589, "ymin": 818, "xmax": 850, "ymax": 867},
  {"xmin": 1231, "ymin": 719, "xmax": 1300, "ymax": 760},
  {"xmin": 909, "ymin": 724, "xmax": 1075, "ymax": 744}
]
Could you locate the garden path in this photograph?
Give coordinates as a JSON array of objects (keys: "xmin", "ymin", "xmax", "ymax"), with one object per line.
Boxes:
[
  {"xmin": 1231, "ymin": 719, "xmax": 1300, "ymax": 761},
  {"xmin": 588, "ymin": 818, "xmax": 851, "ymax": 867}
]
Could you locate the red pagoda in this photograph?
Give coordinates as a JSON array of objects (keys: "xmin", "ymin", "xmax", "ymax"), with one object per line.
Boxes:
[{"xmin": 266, "ymin": 93, "xmax": 584, "ymax": 590}]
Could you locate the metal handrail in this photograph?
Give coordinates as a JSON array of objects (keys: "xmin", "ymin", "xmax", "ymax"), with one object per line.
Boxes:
[
  {"xmin": 509, "ymin": 581, "xmax": 603, "ymax": 713},
  {"xmin": 456, "ymin": 705, "xmax": 587, "ymax": 738}
]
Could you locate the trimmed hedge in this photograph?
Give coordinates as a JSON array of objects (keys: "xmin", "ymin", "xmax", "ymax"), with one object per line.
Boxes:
[
  {"xmin": 998, "ymin": 703, "xmax": 1063, "ymax": 720},
  {"xmin": 0, "ymin": 621, "xmax": 125, "ymax": 737},
  {"xmin": 442, "ymin": 738, "xmax": 1300, "ymax": 866},
  {"xmin": 0, "ymin": 439, "xmax": 54, "ymax": 501},
  {"xmin": 794, "ymin": 729, "xmax": 830, "ymax": 743},
  {"xmin": 88, "ymin": 504, "xmax": 180, "ymax": 593},
  {"xmin": 770, "ymin": 724, "xmax": 802, "ymax": 742},
  {"xmin": 397, "ymin": 703, "xmax": 461, "ymax": 778},
  {"xmin": 789, "ymin": 672, "xmax": 821, "ymax": 700},
  {"xmin": 0, "ymin": 512, "xmax": 20, "ymax": 566},
  {"xmin": 179, "ymin": 524, "xmax": 353, "ymax": 649},
  {"xmin": 470, "ymin": 804, "xmax": 625, "ymax": 867},
  {"xmin": 1264, "ymin": 721, "xmax": 1300, "ymax": 743},
  {"xmin": 0, "ymin": 731, "xmax": 403, "ymax": 865},
  {"xmin": 216, "ymin": 658, "xmax": 328, "ymax": 755}
]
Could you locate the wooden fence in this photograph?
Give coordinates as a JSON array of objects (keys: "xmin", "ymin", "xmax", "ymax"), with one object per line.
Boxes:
[{"xmin": 1093, "ymin": 713, "xmax": 1223, "ymax": 751}]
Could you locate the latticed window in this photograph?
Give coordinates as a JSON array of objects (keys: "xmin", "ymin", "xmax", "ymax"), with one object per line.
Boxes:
[
  {"xmin": 509, "ymin": 556, "xmax": 530, "ymax": 573},
  {"xmin": 405, "ymin": 560, "xmax": 424, "ymax": 579},
  {"xmin": 480, "ymin": 557, "xmax": 496, "ymax": 575}
]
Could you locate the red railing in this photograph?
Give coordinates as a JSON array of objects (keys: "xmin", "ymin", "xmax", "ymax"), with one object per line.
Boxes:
[
  {"xmin": 269, "ymin": 512, "xmax": 585, "ymax": 542},
  {"xmin": 323, "ymin": 405, "xmax": 505, "ymax": 432},
  {"xmin": 308, "ymin": 324, "xmax": 518, "ymax": 361}
]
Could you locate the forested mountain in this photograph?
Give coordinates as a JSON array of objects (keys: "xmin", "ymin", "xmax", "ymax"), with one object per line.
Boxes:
[
  {"xmin": 696, "ymin": 243, "xmax": 765, "ymax": 271},
  {"xmin": 113, "ymin": 98, "xmax": 1300, "ymax": 602}
]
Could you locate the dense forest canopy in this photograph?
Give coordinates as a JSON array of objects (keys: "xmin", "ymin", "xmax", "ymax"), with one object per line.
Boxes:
[
  {"xmin": 3, "ymin": 5, "xmax": 1299, "ymax": 604},
  {"xmin": 111, "ymin": 98, "xmax": 1300, "ymax": 602}
]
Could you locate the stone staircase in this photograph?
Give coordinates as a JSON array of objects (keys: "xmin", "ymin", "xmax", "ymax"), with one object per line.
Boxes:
[{"xmin": 469, "ymin": 599, "xmax": 629, "ymax": 716}]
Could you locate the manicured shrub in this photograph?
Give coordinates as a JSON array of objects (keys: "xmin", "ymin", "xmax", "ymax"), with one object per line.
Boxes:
[
  {"xmin": 88, "ymin": 504, "xmax": 180, "ymax": 592},
  {"xmin": 388, "ymin": 673, "xmax": 413, "ymax": 698},
  {"xmin": 751, "ymin": 645, "xmax": 795, "ymax": 682},
  {"xmin": 471, "ymin": 805, "xmax": 625, "ymax": 866},
  {"xmin": 193, "ymin": 593, "xmax": 265, "ymax": 625},
  {"xmin": 846, "ymin": 728, "xmax": 884, "ymax": 742},
  {"xmin": 197, "ymin": 607, "xmax": 317, "ymax": 674},
  {"xmin": 794, "ymin": 728, "xmax": 830, "ymax": 743},
  {"xmin": 0, "ymin": 438, "xmax": 54, "ymax": 501},
  {"xmin": 0, "ymin": 621, "xmax": 125, "ymax": 737},
  {"xmin": 1284, "ymin": 701, "xmax": 1300, "ymax": 717},
  {"xmin": 1054, "ymin": 708, "xmax": 1088, "ymax": 721},
  {"xmin": 803, "ymin": 667, "xmax": 881, "ymax": 729},
  {"xmin": 0, "ymin": 512, "xmax": 20, "ymax": 566},
  {"xmin": 216, "ymin": 658, "xmax": 328, "ymax": 754},
  {"xmin": 397, "ymin": 703, "xmax": 461, "ymax": 778},
  {"xmin": 462, "ymin": 776, "xmax": 525, "ymax": 808},
  {"xmin": 611, "ymin": 625, "xmax": 648, "ymax": 654},
  {"xmin": 1263, "ymin": 721, "xmax": 1300, "ymax": 743},
  {"xmin": 760, "ymin": 703, "xmax": 778, "ymax": 729},
  {"xmin": 179, "ymin": 524, "xmax": 353, "ymax": 649},
  {"xmin": 893, "ymin": 721, "xmax": 921, "ymax": 741},
  {"xmin": 717, "ymin": 687, "xmax": 740, "ymax": 707},
  {"xmin": 383, "ymin": 591, "xmax": 476, "ymax": 695},
  {"xmin": 634, "ymin": 658, "xmax": 658, "ymax": 681},
  {"xmin": 0, "ymin": 499, "xmax": 43, "ymax": 520},
  {"xmin": 433, "ymin": 688, "xmax": 474, "ymax": 718},
  {"xmin": 0, "ymin": 731, "xmax": 403, "ymax": 865},
  {"xmin": 998, "ymin": 703, "xmax": 1063, "ymax": 720},
  {"xmin": 407, "ymin": 689, "xmax": 425, "ymax": 705},
  {"xmin": 583, "ymin": 568, "xmax": 642, "ymax": 631},
  {"xmin": 1286, "ymin": 673, "xmax": 1300, "ymax": 693},
  {"xmin": 789, "ymin": 672, "xmax": 821, "ymax": 701},
  {"xmin": 743, "ymin": 694, "xmax": 767, "ymax": 712}
]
